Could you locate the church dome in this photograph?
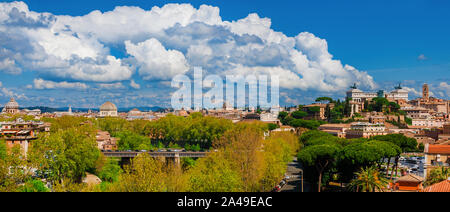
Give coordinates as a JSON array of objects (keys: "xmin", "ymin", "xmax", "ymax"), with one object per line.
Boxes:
[
  {"xmin": 100, "ymin": 101, "xmax": 117, "ymax": 111},
  {"xmin": 5, "ymin": 98, "xmax": 19, "ymax": 109}
]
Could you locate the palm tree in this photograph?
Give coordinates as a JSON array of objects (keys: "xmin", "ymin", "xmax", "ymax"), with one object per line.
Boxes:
[{"xmin": 349, "ymin": 166, "xmax": 389, "ymax": 192}]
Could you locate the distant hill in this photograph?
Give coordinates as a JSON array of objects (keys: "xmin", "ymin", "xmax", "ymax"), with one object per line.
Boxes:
[
  {"xmin": 0, "ymin": 106, "xmax": 166, "ymax": 113},
  {"xmin": 117, "ymin": 106, "xmax": 166, "ymax": 113},
  {"xmin": 56, "ymin": 106, "xmax": 166, "ymax": 113}
]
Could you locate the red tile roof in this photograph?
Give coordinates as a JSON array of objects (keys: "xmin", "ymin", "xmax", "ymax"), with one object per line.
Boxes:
[
  {"xmin": 423, "ymin": 180, "xmax": 450, "ymax": 192},
  {"xmin": 395, "ymin": 174, "xmax": 424, "ymax": 183},
  {"xmin": 426, "ymin": 145, "xmax": 450, "ymax": 154}
]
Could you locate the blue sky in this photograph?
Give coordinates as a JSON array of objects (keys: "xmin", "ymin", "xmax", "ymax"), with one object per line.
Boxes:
[{"xmin": 0, "ymin": 0, "xmax": 449, "ymax": 108}]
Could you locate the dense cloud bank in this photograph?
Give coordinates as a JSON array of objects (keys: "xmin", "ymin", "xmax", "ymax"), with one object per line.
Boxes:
[{"xmin": 0, "ymin": 1, "xmax": 376, "ymax": 93}]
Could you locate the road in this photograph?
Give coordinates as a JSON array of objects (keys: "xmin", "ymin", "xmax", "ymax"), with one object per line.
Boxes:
[{"xmin": 280, "ymin": 158, "xmax": 310, "ymax": 192}]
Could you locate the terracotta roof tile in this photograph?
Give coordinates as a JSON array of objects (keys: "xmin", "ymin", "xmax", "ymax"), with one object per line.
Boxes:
[
  {"xmin": 426, "ymin": 145, "xmax": 450, "ymax": 154},
  {"xmin": 423, "ymin": 180, "xmax": 450, "ymax": 192}
]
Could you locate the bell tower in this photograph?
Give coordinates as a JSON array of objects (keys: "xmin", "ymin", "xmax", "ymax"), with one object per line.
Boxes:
[{"xmin": 422, "ymin": 84, "xmax": 429, "ymax": 101}]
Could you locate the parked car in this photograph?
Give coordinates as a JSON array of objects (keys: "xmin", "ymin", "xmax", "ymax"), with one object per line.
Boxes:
[{"xmin": 271, "ymin": 185, "xmax": 281, "ymax": 192}]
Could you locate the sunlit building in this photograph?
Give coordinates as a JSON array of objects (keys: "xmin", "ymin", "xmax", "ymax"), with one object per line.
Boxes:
[
  {"xmin": 99, "ymin": 101, "xmax": 118, "ymax": 117},
  {"xmin": 345, "ymin": 122, "xmax": 387, "ymax": 139},
  {"xmin": 1, "ymin": 98, "xmax": 20, "ymax": 114},
  {"xmin": 96, "ymin": 130, "xmax": 118, "ymax": 151},
  {"xmin": 0, "ymin": 118, "xmax": 50, "ymax": 156},
  {"xmin": 346, "ymin": 84, "xmax": 409, "ymax": 116},
  {"xmin": 409, "ymin": 83, "xmax": 449, "ymax": 114}
]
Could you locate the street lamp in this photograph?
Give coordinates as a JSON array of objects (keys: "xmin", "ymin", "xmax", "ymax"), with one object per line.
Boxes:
[{"xmin": 299, "ymin": 169, "xmax": 304, "ymax": 192}]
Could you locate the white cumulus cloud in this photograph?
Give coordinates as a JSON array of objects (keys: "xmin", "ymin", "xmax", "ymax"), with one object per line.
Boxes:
[
  {"xmin": 0, "ymin": 1, "xmax": 377, "ymax": 96},
  {"xmin": 33, "ymin": 78, "xmax": 89, "ymax": 90},
  {"xmin": 130, "ymin": 79, "xmax": 141, "ymax": 89},
  {"xmin": 125, "ymin": 38, "xmax": 189, "ymax": 80},
  {"xmin": 437, "ymin": 82, "xmax": 450, "ymax": 98},
  {"xmin": 98, "ymin": 82, "xmax": 125, "ymax": 89}
]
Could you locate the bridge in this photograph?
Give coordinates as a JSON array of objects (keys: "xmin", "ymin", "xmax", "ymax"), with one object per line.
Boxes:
[
  {"xmin": 102, "ymin": 151, "xmax": 208, "ymax": 158},
  {"xmin": 102, "ymin": 151, "xmax": 209, "ymax": 166}
]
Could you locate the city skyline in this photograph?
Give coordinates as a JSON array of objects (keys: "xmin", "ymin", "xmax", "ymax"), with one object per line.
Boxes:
[{"xmin": 0, "ymin": 0, "xmax": 449, "ymax": 108}]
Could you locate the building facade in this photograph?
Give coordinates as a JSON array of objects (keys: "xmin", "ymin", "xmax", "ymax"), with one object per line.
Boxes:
[
  {"xmin": 345, "ymin": 122, "xmax": 387, "ymax": 139},
  {"xmin": 424, "ymin": 144, "xmax": 450, "ymax": 179},
  {"xmin": 346, "ymin": 84, "xmax": 409, "ymax": 116},
  {"xmin": 411, "ymin": 119, "xmax": 448, "ymax": 128},
  {"xmin": 1, "ymin": 118, "xmax": 50, "ymax": 156},
  {"xmin": 96, "ymin": 130, "xmax": 118, "ymax": 151}
]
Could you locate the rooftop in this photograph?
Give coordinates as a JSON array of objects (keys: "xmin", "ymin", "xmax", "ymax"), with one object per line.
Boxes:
[
  {"xmin": 318, "ymin": 123, "xmax": 351, "ymax": 128},
  {"xmin": 423, "ymin": 180, "xmax": 450, "ymax": 192},
  {"xmin": 425, "ymin": 144, "xmax": 450, "ymax": 154},
  {"xmin": 395, "ymin": 174, "xmax": 424, "ymax": 183}
]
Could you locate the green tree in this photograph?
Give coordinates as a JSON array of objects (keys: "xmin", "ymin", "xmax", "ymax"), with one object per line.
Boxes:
[
  {"xmin": 98, "ymin": 158, "xmax": 122, "ymax": 183},
  {"xmin": 187, "ymin": 152, "xmax": 243, "ymax": 192},
  {"xmin": 405, "ymin": 117, "xmax": 412, "ymax": 125},
  {"xmin": 298, "ymin": 143, "xmax": 342, "ymax": 192},
  {"xmin": 339, "ymin": 140, "xmax": 400, "ymax": 182},
  {"xmin": 371, "ymin": 134, "xmax": 418, "ymax": 180},
  {"xmin": 425, "ymin": 167, "xmax": 450, "ymax": 187},
  {"xmin": 95, "ymin": 117, "xmax": 130, "ymax": 136},
  {"xmin": 388, "ymin": 102, "xmax": 400, "ymax": 113},
  {"xmin": 418, "ymin": 143, "xmax": 425, "ymax": 152},
  {"xmin": 0, "ymin": 145, "xmax": 28, "ymax": 192},
  {"xmin": 0, "ymin": 140, "xmax": 6, "ymax": 160},
  {"xmin": 261, "ymin": 134, "xmax": 296, "ymax": 191},
  {"xmin": 111, "ymin": 154, "xmax": 167, "ymax": 192},
  {"xmin": 42, "ymin": 116, "xmax": 89, "ymax": 132},
  {"xmin": 219, "ymin": 127, "xmax": 266, "ymax": 191},
  {"xmin": 315, "ymin": 97, "xmax": 334, "ymax": 103},
  {"xmin": 144, "ymin": 113, "xmax": 233, "ymax": 150},
  {"xmin": 18, "ymin": 179, "xmax": 50, "ymax": 192},
  {"xmin": 267, "ymin": 123, "xmax": 279, "ymax": 131},
  {"xmin": 291, "ymin": 111, "xmax": 308, "ymax": 119},
  {"xmin": 368, "ymin": 97, "xmax": 389, "ymax": 112},
  {"xmin": 29, "ymin": 125, "xmax": 101, "ymax": 183},
  {"xmin": 278, "ymin": 111, "xmax": 289, "ymax": 123},
  {"xmin": 289, "ymin": 119, "xmax": 320, "ymax": 130},
  {"xmin": 307, "ymin": 106, "xmax": 321, "ymax": 114},
  {"xmin": 299, "ymin": 130, "xmax": 332, "ymax": 144},
  {"xmin": 115, "ymin": 131, "xmax": 152, "ymax": 150}
]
